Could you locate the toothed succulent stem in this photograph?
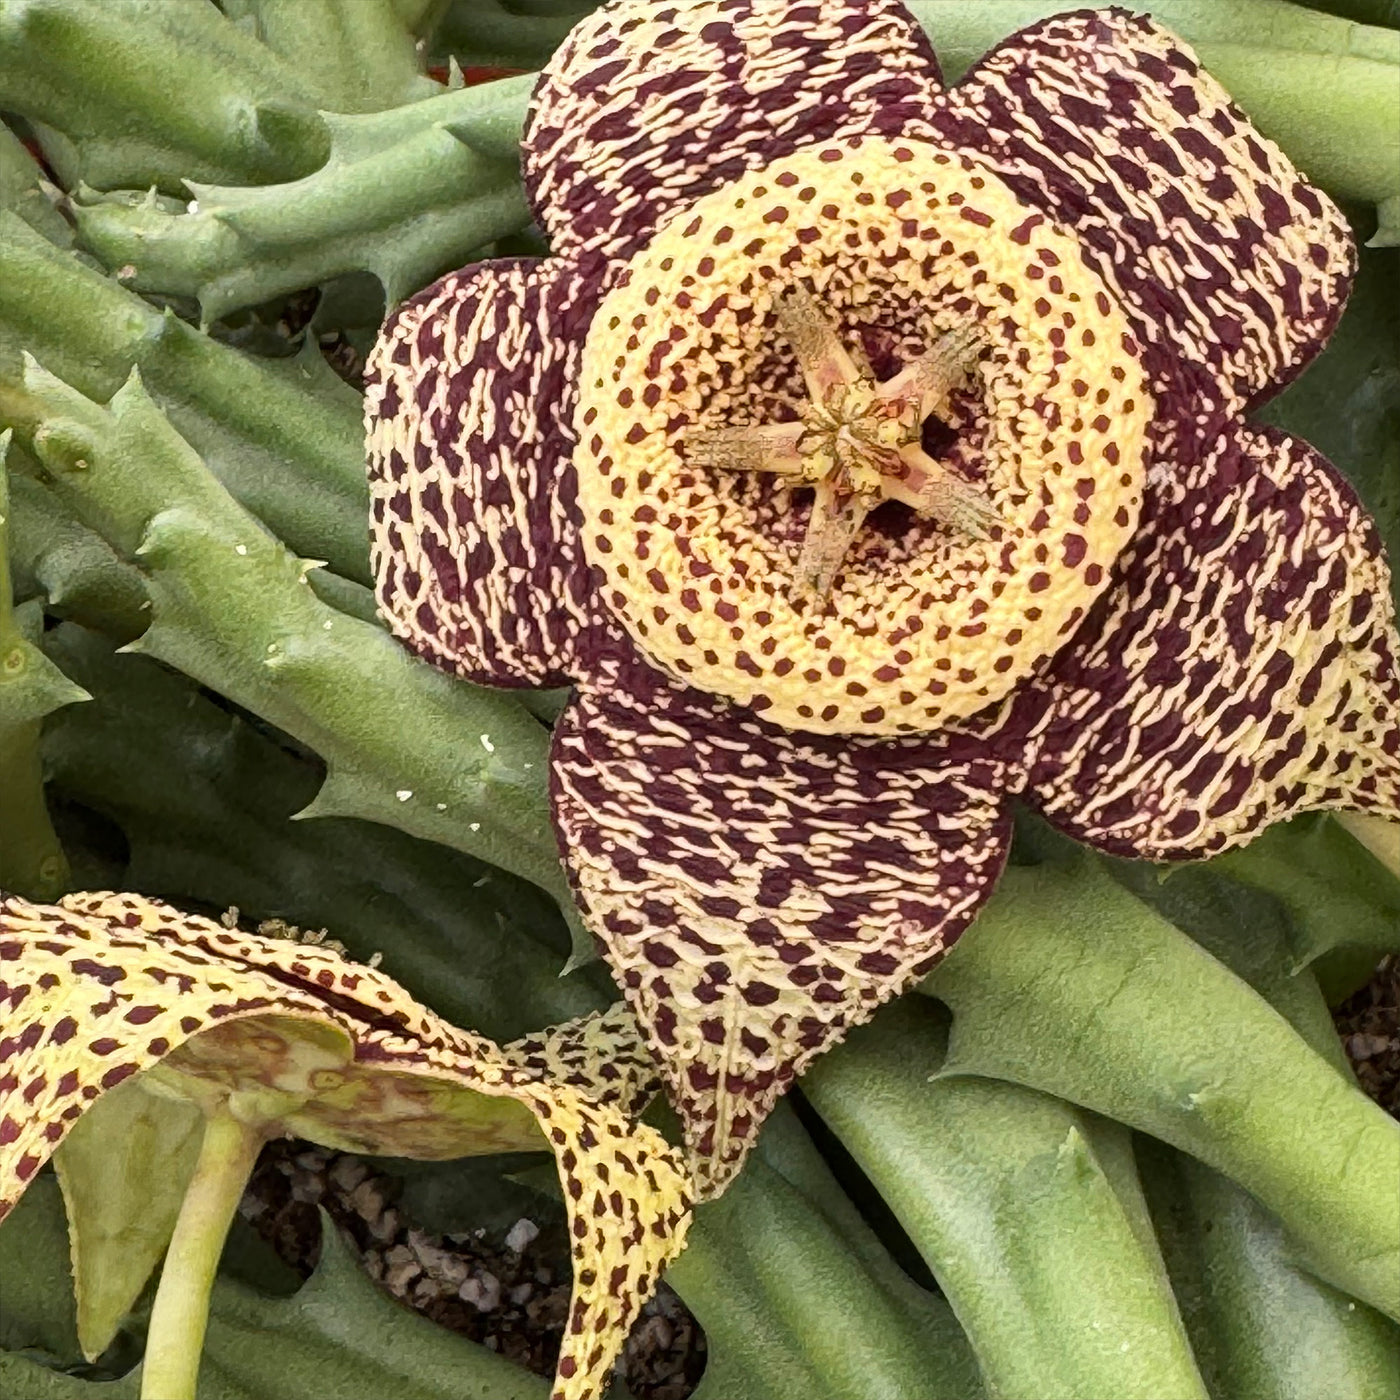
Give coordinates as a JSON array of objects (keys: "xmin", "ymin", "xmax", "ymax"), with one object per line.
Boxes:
[
  {"xmin": 805, "ymin": 999, "xmax": 1208, "ymax": 1400},
  {"xmin": 0, "ymin": 432, "xmax": 85, "ymax": 899},
  {"xmin": 140, "ymin": 1107, "xmax": 266, "ymax": 1400},
  {"xmin": 75, "ymin": 79, "xmax": 536, "ymax": 324},
  {"xmin": 18, "ymin": 360, "xmax": 577, "ymax": 935},
  {"xmin": 0, "ymin": 216, "xmax": 370, "ymax": 581}
]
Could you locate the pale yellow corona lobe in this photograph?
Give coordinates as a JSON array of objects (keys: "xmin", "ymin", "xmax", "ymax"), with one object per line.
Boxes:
[{"xmin": 575, "ymin": 136, "xmax": 1153, "ymax": 736}]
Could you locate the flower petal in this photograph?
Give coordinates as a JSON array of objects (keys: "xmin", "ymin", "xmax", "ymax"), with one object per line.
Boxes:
[
  {"xmin": 928, "ymin": 10, "xmax": 1355, "ymax": 423},
  {"xmin": 0, "ymin": 893, "xmax": 692, "ymax": 1400},
  {"xmin": 503, "ymin": 1002, "xmax": 663, "ymax": 1118},
  {"xmin": 365, "ymin": 257, "xmax": 602, "ymax": 688},
  {"xmin": 523, "ymin": 0, "xmax": 943, "ymax": 263},
  {"xmin": 550, "ymin": 660, "xmax": 1012, "ymax": 1195},
  {"xmin": 1018, "ymin": 425, "xmax": 1400, "ymax": 858}
]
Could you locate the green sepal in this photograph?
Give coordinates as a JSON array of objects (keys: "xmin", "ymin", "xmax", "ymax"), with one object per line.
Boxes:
[
  {"xmin": 52, "ymin": 1078, "xmax": 204, "ymax": 1363},
  {"xmin": 0, "ymin": 216, "xmax": 370, "ymax": 581},
  {"xmin": 75, "ymin": 81, "xmax": 535, "ymax": 324},
  {"xmin": 0, "ymin": 0, "xmax": 332, "ymax": 192},
  {"xmin": 20, "ymin": 363, "xmax": 574, "ymax": 932},
  {"xmin": 1206, "ymin": 814, "xmax": 1400, "ymax": 975},
  {"xmin": 920, "ymin": 855, "xmax": 1400, "ymax": 1321},
  {"xmin": 804, "ymin": 999, "xmax": 1208, "ymax": 1400}
]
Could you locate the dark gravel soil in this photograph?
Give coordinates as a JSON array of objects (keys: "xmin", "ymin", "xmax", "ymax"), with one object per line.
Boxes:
[
  {"xmin": 239, "ymin": 1140, "xmax": 706, "ymax": 1399},
  {"xmin": 239, "ymin": 955, "xmax": 1400, "ymax": 1395},
  {"xmin": 1336, "ymin": 954, "xmax": 1400, "ymax": 1115}
]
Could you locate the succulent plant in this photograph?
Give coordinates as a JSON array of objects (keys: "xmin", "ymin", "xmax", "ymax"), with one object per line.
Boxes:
[{"xmin": 1, "ymin": 3, "xmax": 1398, "ymax": 1400}]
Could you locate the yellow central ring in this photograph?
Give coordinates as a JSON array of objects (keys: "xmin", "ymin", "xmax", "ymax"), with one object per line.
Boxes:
[{"xmin": 575, "ymin": 136, "xmax": 1151, "ymax": 736}]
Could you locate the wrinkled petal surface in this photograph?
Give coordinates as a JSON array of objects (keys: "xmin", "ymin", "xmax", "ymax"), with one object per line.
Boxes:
[
  {"xmin": 366, "ymin": 258, "xmax": 603, "ymax": 688},
  {"xmin": 550, "ymin": 660, "xmax": 1012, "ymax": 1194},
  {"xmin": 523, "ymin": 0, "xmax": 943, "ymax": 263},
  {"xmin": 503, "ymin": 1001, "xmax": 663, "ymax": 1120},
  {"xmin": 927, "ymin": 9, "xmax": 1355, "ymax": 429},
  {"xmin": 1017, "ymin": 426, "xmax": 1400, "ymax": 857},
  {"xmin": 0, "ymin": 893, "xmax": 692, "ymax": 1400}
]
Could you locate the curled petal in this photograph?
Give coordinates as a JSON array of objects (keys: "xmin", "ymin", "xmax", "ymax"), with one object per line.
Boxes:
[
  {"xmin": 929, "ymin": 10, "xmax": 1355, "ymax": 425},
  {"xmin": 366, "ymin": 258, "xmax": 602, "ymax": 688},
  {"xmin": 1016, "ymin": 426, "xmax": 1400, "ymax": 858},
  {"xmin": 0, "ymin": 893, "xmax": 691, "ymax": 1400},
  {"xmin": 523, "ymin": 0, "xmax": 943, "ymax": 262},
  {"xmin": 550, "ymin": 664, "xmax": 1013, "ymax": 1194},
  {"xmin": 503, "ymin": 1002, "xmax": 662, "ymax": 1119}
]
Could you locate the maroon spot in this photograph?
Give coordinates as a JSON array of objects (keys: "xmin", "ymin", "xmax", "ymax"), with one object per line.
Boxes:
[
  {"xmin": 1062, "ymin": 535, "xmax": 1087, "ymax": 567},
  {"xmin": 1028, "ymin": 572, "xmax": 1051, "ymax": 593},
  {"xmin": 70, "ymin": 960, "xmax": 125, "ymax": 986}
]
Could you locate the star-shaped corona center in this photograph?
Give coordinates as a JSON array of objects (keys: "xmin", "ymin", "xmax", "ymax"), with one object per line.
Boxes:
[{"xmin": 688, "ymin": 284, "xmax": 999, "ymax": 597}]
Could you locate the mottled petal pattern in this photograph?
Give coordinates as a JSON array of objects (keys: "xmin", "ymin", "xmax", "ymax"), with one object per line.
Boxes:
[
  {"xmin": 928, "ymin": 9, "xmax": 1355, "ymax": 427},
  {"xmin": 523, "ymin": 0, "xmax": 944, "ymax": 263},
  {"xmin": 0, "ymin": 893, "xmax": 692, "ymax": 1400},
  {"xmin": 549, "ymin": 660, "xmax": 1013, "ymax": 1194},
  {"xmin": 1019, "ymin": 427, "xmax": 1400, "ymax": 857},
  {"xmin": 503, "ymin": 1002, "xmax": 663, "ymax": 1119},
  {"xmin": 366, "ymin": 258, "xmax": 604, "ymax": 688}
]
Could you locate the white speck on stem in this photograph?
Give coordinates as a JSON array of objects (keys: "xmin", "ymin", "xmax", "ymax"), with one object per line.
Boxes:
[
  {"xmin": 396, "ymin": 789, "xmax": 413, "ymax": 802},
  {"xmin": 480, "ymin": 734, "xmax": 495, "ymax": 753},
  {"xmin": 468, "ymin": 822, "xmax": 480, "ymax": 832},
  {"xmin": 234, "ymin": 544, "xmax": 248, "ymax": 556},
  {"xmin": 435, "ymin": 803, "xmax": 447, "ymax": 812},
  {"xmin": 322, "ymin": 620, "xmax": 334, "ymax": 630},
  {"xmin": 187, "ymin": 199, "xmax": 200, "ymax": 214}
]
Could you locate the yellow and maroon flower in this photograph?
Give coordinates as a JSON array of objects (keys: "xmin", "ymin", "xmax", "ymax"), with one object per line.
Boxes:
[
  {"xmin": 0, "ymin": 892, "xmax": 690, "ymax": 1400},
  {"xmin": 365, "ymin": 0, "xmax": 1400, "ymax": 1194}
]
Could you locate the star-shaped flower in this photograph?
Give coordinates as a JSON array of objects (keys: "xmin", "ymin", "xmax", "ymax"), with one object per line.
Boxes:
[
  {"xmin": 0, "ymin": 891, "xmax": 690, "ymax": 1400},
  {"xmin": 364, "ymin": 0, "xmax": 1400, "ymax": 1195}
]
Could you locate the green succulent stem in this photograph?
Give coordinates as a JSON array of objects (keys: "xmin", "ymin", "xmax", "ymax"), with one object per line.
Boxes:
[
  {"xmin": 16, "ymin": 358, "xmax": 580, "ymax": 948},
  {"xmin": 0, "ymin": 215, "xmax": 370, "ymax": 583},
  {"xmin": 141, "ymin": 1107, "xmax": 265, "ymax": 1400},
  {"xmin": 920, "ymin": 855, "xmax": 1400, "ymax": 1321},
  {"xmin": 0, "ymin": 431, "xmax": 84, "ymax": 899},
  {"xmin": 1335, "ymin": 811, "xmax": 1400, "ymax": 880}
]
